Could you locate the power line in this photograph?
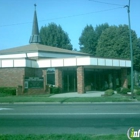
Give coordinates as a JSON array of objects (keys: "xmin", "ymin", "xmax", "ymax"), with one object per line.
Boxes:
[
  {"xmin": 89, "ymin": 0, "xmax": 124, "ymax": 6},
  {"xmin": 0, "ymin": 7, "xmax": 123, "ymax": 27},
  {"xmin": 41, "ymin": 7, "xmax": 123, "ymax": 21}
]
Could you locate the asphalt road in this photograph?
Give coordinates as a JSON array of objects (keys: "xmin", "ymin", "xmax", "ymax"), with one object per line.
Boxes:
[{"xmin": 0, "ymin": 103, "xmax": 140, "ymax": 135}]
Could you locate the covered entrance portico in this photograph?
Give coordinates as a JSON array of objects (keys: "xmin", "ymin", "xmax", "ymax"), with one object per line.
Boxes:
[
  {"xmin": 45, "ymin": 56, "xmax": 131, "ymax": 94},
  {"xmin": 53, "ymin": 66, "xmax": 129, "ymax": 94}
]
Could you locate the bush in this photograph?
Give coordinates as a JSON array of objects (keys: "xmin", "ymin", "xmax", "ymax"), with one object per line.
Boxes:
[
  {"xmin": 50, "ymin": 87, "xmax": 60, "ymax": 94},
  {"xmin": 116, "ymin": 87, "xmax": 121, "ymax": 93},
  {"xmin": 120, "ymin": 88, "xmax": 130, "ymax": 94},
  {"xmin": 134, "ymin": 86, "xmax": 140, "ymax": 91},
  {"xmin": 135, "ymin": 90, "xmax": 140, "ymax": 95},
  {"xmin": 134, "ymin": 85, "xmax": 140, "ymax": 89},
  {"xmin": 104, "ymin": 89, "xmax": 114, "ymax": 96},
  {"xmin": 0, "ymin": 87, "xmax": 16, "ymax": 96}
]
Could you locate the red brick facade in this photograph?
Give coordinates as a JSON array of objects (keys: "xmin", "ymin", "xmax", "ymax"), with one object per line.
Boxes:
[
  {"xmin": 0, "ymin": 67, "xmax": 49, "ymax": 95},
  {"xmin": 55, "ymin": 68, "xmax": 63, "ymax": 91},
  {"xmin": 0, "ymin": 68, "xmax": 25, "ymax": 87},
  {"xmin": 77, "ymin": 66, "xmax": 85, "ymax": 93},
  {"xmin": 0, "ymin": 67, "xmax": 46, "ymax": 87},
  {"xmin": 121, "ymin": 68, "xmax": 128, "ymax": 88},
  {"xmin": 42, "ymin": 69, "xmax": 47, "ymax": 91}
]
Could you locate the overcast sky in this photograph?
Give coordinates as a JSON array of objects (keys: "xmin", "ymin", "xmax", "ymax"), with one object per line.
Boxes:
[{"xmin": 0, "ymin": 0, "xmax": 139, "ymax": 50}]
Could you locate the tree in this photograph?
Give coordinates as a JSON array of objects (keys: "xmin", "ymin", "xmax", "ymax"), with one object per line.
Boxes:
[
  {"xmin": 40, "ymin": 23, "xmax": 73, "ymax": 50},
  {"xmin": 95, "ymin": 23, "xmax": 109, "ymax": 41},
  {"xmin": 79, "ymin": 25, "xmax": 96, "ymax": 55},
  {"xmin": 133, "ymin": 37, "xmax": 140, "ymax": 70},
  {"xmin": 96, "ymin": 24, "xmax": 140, "ymax": 70},
  {"xmin": 79, "ymin": 23, "xmax": 109, "ymax": 55}
]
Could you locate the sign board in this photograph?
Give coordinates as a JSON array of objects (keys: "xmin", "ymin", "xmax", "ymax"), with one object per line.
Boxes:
[{"xmin": 24, "ymin": 77, "xmax": 43, "ymax": 88}]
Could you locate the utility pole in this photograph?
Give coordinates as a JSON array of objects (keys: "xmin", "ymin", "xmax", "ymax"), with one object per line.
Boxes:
[{"xmin": 124, "ymin": 0, "xmax": 134, "ymax": 98}]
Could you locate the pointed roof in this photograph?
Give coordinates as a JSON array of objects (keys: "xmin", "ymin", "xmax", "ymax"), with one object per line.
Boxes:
[{"xmin": 29, "ymin": 4, "xmax": 40, "ymax": 43}]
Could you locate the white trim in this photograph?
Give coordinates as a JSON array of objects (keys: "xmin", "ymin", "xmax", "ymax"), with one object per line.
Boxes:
[
  {"xmin": 2, "ymin": 60, "xmax": 14, "ymax": 67},
  {"xmin": 120, "ymin": 60, "xmax": 125, "ymax": 67},
  {"xmin": 0, "ymin": 53, "xmax": 26, "ymax": 59},
  {"xmin": 51, "ymin": 59, "xmax": 64, "ymax": 67},
  {"xmin": 0, "ymin": 57, "xmax": 131, "ymax": 68},
  {"xmin": 14, "ymin": 59, "xmax": 26, "ymax": 67},
  {"xmin": 0, "ymin": 60, "xmax": 1, "ymax": 67},
  {"xmin": 105, "ymin": 59, "xmax": 112, "ymax": 66},
  {"xmin": 27, "ymin": 52, "xmax": 38, "ymax": 57},
  {"xmin": 64, "ymin": 58, "xmax": 77, "ymax": 66}
]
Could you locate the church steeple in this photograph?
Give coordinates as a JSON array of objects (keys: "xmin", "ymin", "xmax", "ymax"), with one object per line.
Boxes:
[{"xmin": 29, "ymin": 4, "xmax": 40, "ymax": 43}]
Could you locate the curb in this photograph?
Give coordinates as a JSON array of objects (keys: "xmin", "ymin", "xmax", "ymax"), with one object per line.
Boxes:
[{"xmin": 0, "ymin": 101, "xmax": 140, "ymax": 105}]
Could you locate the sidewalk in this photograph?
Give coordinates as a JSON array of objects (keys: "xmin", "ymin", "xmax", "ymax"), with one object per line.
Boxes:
[{"xmin": 49, "ymin": 91, "xmax": 104, "ymax": 98}]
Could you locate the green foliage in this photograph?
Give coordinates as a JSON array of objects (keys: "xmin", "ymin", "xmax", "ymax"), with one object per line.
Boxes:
[
  {"xmin": 79, "ymin": 23, "xmax": 109, "ymax": 55},
  {"xmin": 95, "ymin": 23, "xmax": 109, "ymax": 41},
  {"xmin": 40, "ymin": 23, "xmax": 72, "ymax": 50},
  {"xmin": 0, "ymin": 134, "xmax": 128, "ymax": 140},
  {"xmin": 120, "ymin": 88, "xmax": 130, "ymax": 94},
  {"xmin": 135, "ymin": 90, "xmax": 140, "ymax": 95},
  {"xmin": 0, "ymin": 87, "xmax": 16, "ymax": 96},
  {"xmin": 134, "ymin": 86, "xmax": 140, "ymax": 95},
  {"xmin": 50, "ymin": 86, "xmax": 60, "ymax": 94},
  {"xmin": 116, "ymin": 87, "xmax": 121, "ymax": 93},
  {"xmin": 104, "ymin": 89, "xmax": 114, "ymax": 96},
  {"xmin": 134, "ymin": 85, "xmax": 140, "ymax": 90},
  {"xmin": 79, "ymin": 25, "xmax": 96, "ymax": 55},
  {"xmin": 96, "ymin": 25, "xmax": 130, "ymax": 58}
]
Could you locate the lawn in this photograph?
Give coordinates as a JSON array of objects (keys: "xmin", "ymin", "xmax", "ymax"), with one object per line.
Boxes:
[
  {"xmin": 0, "ymin": 134, "xmax": 133, "ymax": 140},
  {"xmin": 0, "ymin": 93, "xmax": 138, "ymax": 103}
]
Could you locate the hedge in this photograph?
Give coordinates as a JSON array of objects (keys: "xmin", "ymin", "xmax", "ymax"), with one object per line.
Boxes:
[
  {"xmin": 0, "ymin": 87, "xmax": 16, "ymax": 96},
  {"xmin": 104, "ymin": 89, "xmax": 114, "ymax": 96},
  {"xmin": 120, "ymin": 88, "xmax": 130, "ymax": 94},
  {"xmin": 50, "ymin": 87, "xmax": 60, "ymax": 94}
]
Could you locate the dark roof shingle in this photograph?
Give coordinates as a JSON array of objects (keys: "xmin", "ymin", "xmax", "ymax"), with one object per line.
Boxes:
[{"xmin": 0, "ymin": 43, "xmax": 89, "ymax": 56}]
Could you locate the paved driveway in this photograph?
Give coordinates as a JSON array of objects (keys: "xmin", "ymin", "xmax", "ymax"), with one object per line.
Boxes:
[{"xmin": 49, "ymin": 91, "xmax": 104, "ymax": 98}]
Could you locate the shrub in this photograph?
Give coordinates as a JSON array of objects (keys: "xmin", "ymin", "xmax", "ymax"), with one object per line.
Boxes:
[
  {"xmin": 0, "ymin": 87, "xmax": 16, "ymax": 96},
  {"xmin": 104, "ymin": 89, "xmax": 114, "ymax": 96},
  {"xmin": 50, "ymin": 87, "xmax": 60, "ymax": 94},
  {"xmin": 120, "ymin": 88, "xmax": 130, "ymax": 94},
  {"xmin": 116, "ymin": 87, "xmax": 121, "ymax": 93},
  {"xmin": 134, "ymin": 85, "xmax": 140, "ymax": 89},
  {"xmin": 134, "ymin": 86, "xmax": 140, "ymax": 92},
  {"xmin": 135, "ymin": 90, "xmax": 140, "ymax": 95}
]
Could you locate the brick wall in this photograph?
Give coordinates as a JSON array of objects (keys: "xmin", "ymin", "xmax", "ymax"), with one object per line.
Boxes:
[
  {"xmin": 0, "ymin": 68, "xmax": 25, "ymax": 87},
  {"xmin": 77, "ymin": 66, "xmax": 85, "ymax": 93},
  {"xmin": 55, "ymin": 68, "xmax": 63, "ymax": 91},
  {"xmin": 24, "ymin": 88, "xmax": 47, "ymax": 94}
]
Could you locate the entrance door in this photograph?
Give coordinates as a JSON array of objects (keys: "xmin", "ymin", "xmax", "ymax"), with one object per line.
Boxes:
[{"xmin": 63, "ymin": 69, "xmax": 77, "ymax": 92}]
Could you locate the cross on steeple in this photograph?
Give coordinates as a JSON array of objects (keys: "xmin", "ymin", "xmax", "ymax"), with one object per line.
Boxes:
[{"xmin": 34, "ymin": 4, "xmax": 36, "ymax": 10}]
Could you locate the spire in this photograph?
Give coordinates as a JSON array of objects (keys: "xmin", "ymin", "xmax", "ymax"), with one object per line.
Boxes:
[{"xmin": 29, "ymin": 4, "xmax": 40, "ymax": 43}]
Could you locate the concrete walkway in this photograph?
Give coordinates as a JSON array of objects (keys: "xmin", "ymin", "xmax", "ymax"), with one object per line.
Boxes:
[{"xmin": 49, "ymin": 91, "xmax": 104, "ymax": 98}]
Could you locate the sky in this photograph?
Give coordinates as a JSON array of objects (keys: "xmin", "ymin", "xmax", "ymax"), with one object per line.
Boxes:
[{"xmin": 0, "ymin": 0, "xmax": 139, "ymax": 50}]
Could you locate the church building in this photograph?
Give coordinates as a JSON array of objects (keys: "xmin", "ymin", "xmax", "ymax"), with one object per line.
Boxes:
[{"xmin": 0, "ymin": 5, "xmax": 131, "ymax": 94}]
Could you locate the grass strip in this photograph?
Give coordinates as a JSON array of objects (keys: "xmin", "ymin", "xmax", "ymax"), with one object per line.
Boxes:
[
  {"xmin": 0, "ymin": 95, "xmax": 133, "ymax": 103},
  {"xmin": 0, "ymin": 134, "xmax": 132, "ymax": 140}
]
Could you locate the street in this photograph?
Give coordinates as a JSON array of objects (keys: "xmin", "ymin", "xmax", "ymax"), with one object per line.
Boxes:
[{"xmin": 0, "ymin": 103, "xmax": 140, "ymax": 135}]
